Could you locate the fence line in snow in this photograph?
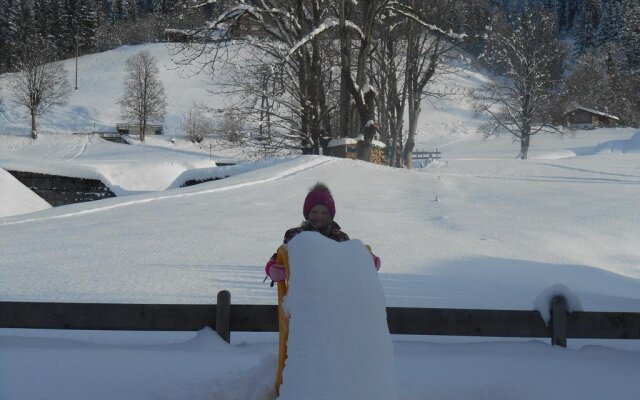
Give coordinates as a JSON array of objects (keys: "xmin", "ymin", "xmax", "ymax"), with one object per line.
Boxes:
[{"xmin": 1, "ymin": 292, "xmax": 639, "ymax": 348}]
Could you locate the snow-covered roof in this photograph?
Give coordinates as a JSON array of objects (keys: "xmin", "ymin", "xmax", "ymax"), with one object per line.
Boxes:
[
  {"xmin": 327, "ymin": 138, "xmax": 358, "ymax": 147},
  {"xmin": 568, "ymin": 107, "xmax": 619, "ymax": 121},
  {"xmin": 327, "ymin": 137, "xmax": 387, "ymax": 149}
]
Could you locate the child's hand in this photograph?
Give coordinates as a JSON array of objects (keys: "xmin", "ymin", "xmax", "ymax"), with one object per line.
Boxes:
[{"xmin": 268, "ymin": 264, "xmax": 286, "ymax": 282}]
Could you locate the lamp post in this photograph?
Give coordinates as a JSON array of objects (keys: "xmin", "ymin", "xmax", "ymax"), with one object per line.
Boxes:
[{"xmin": 74, "ymin": 24, "xmax": 79, "ymax": 90}]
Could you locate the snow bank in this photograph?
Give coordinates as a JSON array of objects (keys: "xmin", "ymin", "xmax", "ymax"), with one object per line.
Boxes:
[
  {"xmin": 0, "ymin": 327, "xmax": 275, "ymax": 400},
  {"xmin": 280, "ymin": 232, "xmax": 398, "ymax": 400},
  {"xmin": 595, "ymin": 132, "xmax": 640, "ymax": 154},
  {"xmin": 0, "ymin": 133, "xmax": 218, "ymax": 194},
  {"xmin": 0, "ymin": 168, "xmax": 51, "ymax": 217},
  {"xmin": 533, "ymin": 284, "xmax": 583, "ymax": 325}
]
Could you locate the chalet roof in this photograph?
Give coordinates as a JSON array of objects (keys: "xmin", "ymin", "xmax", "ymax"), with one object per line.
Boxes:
[
  {"xmin": 327, "ymin": 138, "xmax": 358, "ymax": 147},
  {"xmin": 567, "ymin": 107, "xmax": 619, "ymax": 121},
  {"xmin": 327, "ymin": 137, "xmax": 387, "ymax": 148}
]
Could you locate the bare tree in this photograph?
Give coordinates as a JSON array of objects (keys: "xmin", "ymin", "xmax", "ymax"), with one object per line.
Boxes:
[
  {"xmin": 372, "ymin": 0, "xmax": 462, "ymax": 168},
  {"xmin": 119, "ymin": 50, "xmax": 167, "ymax": 142},
  {"xmin": 474, "ymin": 6, "xmax": 566, "ymax": 159},
  {"xmin": 11, "ymin": 42, "xmax": 71, "ymax": 139},
  {"xmin": 398, "ymin": 0, "xmax": 460, "ymax": 168},
  {"xmin": 341, "ymin": 0, "xmax": 463, "ymax": 162},
  {"xmin": 173, "ymin": 1, "xmax": 339, "ymax": 156},
  {"xmin": 371, "ymin": 10, "xmax": 407, "ymax": 167},
  {"xmin": 173, "ymin": 0, "xmax": 461, "ymax": 161},
  {"xmin": 183, "ymin": 103, "xmax": 214, "ymax": 143}
]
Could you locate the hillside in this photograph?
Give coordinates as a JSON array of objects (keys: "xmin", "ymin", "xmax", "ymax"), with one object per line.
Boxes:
[{"xmin": 0, "ymin": 43, "xmax": 487, "ymax": 148}]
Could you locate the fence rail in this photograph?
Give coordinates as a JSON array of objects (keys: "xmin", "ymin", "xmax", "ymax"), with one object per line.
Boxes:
[
  {"xmin": 412, "ymin": 150, "xmax": 441, "ymax": 160},
  {"xmin": 2, "ymin": 292, "xmax": 639, "ymax": 347}
]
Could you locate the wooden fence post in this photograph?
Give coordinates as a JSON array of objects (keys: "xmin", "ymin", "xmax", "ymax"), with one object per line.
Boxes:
[
  {"xmin": 216, "ymin": 290, "xmax": 231, "ymax": 343},
  {"xmin": 551, "ymin": 296, "xmax": 567, "ymax": 347}
]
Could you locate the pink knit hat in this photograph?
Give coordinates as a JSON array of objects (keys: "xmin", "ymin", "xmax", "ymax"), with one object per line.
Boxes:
[{"xmin": 303, "ymin": 183, "xmax": 336, "ymax": 219}]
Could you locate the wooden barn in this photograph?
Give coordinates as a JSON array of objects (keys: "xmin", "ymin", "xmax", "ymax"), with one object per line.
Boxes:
[
  {"xmin": 116, "ymin": 123, "xmax": 163, "ymax": 136},
  {"xmin": 326, "ymin": 137, "xmax": 387, "ymax": 165},
  {"xmin": 565, "ymin": 107, "xmax": 619, "ymax": 129},
  {"xmin": 229, "ymin": 12, "xmax": 274, "ymax": 38},
  {"xmin": 326, "ymin": 138, "xmax": 359, "ymax": 159}
]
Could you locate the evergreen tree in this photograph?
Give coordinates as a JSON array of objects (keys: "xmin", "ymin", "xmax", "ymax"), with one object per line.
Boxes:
[
  {"xmin": 574, "ymin": 0, "xmax": 602, "ymax": 54},
  {"xmin": 0, "ymin": 0, "xmax": 16, "ymax": 69},
  {"xmin": 555, "ymin": 0, "xmax": 569, "ymax": 30},
  {"xmin": 34, "ymin": 0, "xmax": 54, "ymax": 44},
  {"xmin": 77, "ymin": 0, "xmax": 98, "ymax": 51},
  {"xmin": 620, "ymin": 0, "xmax": 640, "ymax": 68},
  {"xmin": 6, "ymin": 0, "xmax": 38, "ymax": 68},
  {"xmin": 48, "ymin": 0, "xmax": 68, "ymax": 57},
  {"xmin": 563, "ymin": 0, "xmax": 581, "ymax": 29},
  {"xmin": 596, "ymin": 0, "xmax": 624, "ymax": 47}
]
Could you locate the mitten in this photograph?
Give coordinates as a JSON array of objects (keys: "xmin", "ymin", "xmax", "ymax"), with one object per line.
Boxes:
[
  {"xmin": 265, "ymin": 258, "xmax": 277, "ymax": 276},
  {"xmin": 373, "ymin": 256, "xmax": 381, "ymax": 271},
  {"xmin": 268, "ymin": 264, "xmax": 286, "ymax": 282}
]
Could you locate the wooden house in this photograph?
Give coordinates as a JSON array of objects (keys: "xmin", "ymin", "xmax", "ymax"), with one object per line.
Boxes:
[
  {"xmin": 565, "ymin": 107, "xmax": 619, "ymax": 129},
  {"xmin": 326, "ymin": 137, "xmax": 387, "ymax": 165},
  {"xmin": 230, "ymin": 12, "xmax": 274, "ymax": 38},
  {"xmin": 116, "ymin": 123, "xmax": 163, "ymax": 136},
  {"xmin": 326, "ymin": 138, "xmax": 359, "ymax": 159}
]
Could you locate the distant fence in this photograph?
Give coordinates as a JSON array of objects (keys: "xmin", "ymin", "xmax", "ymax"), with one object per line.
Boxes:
[
  {"xmin": 2, "ymin": 292, "xmax": 639, "ymax": 348},
  {"xmin": 412, "ymin": 149, "xmax": 441, "ymax": 161}
]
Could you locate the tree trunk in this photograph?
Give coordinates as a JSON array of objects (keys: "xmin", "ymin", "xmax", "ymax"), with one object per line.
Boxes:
[
  {"xmin": 519, "ymin": 134, "xmax": 530, "ymax": 159},
  {"xmin": 31, "ymin": 112, "xmax": 37, "ymax": 139},
  {"xmin": 140, "ymin": 120, "xmax": 146, "ymax": 142},
  {"xmin": 403, "ymin": 105, "xmax": 419, "ymax": 168},
  {"xmin": 357, "ymin": 89, "xmax": 376, "ymax": 162},
  {"xmin": 339, "ymin": 0, "xmax": 351, "ymax": 138}
]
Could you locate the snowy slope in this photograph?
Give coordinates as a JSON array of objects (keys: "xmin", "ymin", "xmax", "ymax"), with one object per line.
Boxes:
[
  {"xmin": 0, "ymin": 168, "xmax": 51, "ymax": 217},
  {"xmin": 0, "ymin": 43, "xmax": 489, "ymax": 149},
  {"xmin": 0, "ymin": 44, "xmax": 229, "ymax": 136},
  {"xmin": 1, "ymin": 129, "xmax": 638, "ymax": 312},
  {"xmin": 0, "ymin": 133, "xmax": 218, "ymax": 194}
]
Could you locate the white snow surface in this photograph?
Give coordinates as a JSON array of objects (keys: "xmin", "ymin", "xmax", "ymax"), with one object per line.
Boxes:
[
  {"xmin": 0, "ymin": 134, "xmax": 219, "ymax": 193},
  {"xmin": 1, "ymin": 128, "xmax": 640, "ymax": 399},
  {"xmin": 0, "ymin": 168, "xmax": 51, "ymax": 217},
  {"xmin": 280, "ymin": 232, "xmax": 398, "ymax": 400}
]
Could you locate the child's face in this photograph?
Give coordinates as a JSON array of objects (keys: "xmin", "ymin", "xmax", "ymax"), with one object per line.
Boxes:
[{"xmin": 308, "ymin": 205, "xmax": 330, "ymax": 228}]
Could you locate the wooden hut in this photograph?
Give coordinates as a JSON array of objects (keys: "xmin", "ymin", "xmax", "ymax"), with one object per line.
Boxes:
[
  {"xmin": 565, "ymin": 107, "xmax": 619, "ymax": 129},
  {"xmin": 326, "ymin": 137, "xmax": 387, "ymax": 165},
  {"xmin": 326, "ymin": 138, "xmax": 358, "ymax": 159},
  {"xmin": 116, "ymin": 123, "xmax": 163, "ymax": 136}
]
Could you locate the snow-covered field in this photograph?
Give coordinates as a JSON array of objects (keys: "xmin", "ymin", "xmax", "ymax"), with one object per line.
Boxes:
[
  {"xmin": 0, "ymin": 43, "xmax": 230, "ymax": 136},
  {"xmin": 1, "ymin": 44, "xmax": 640, "ymax": 400},
  {"xmin": 1, "ymin": 128, "xmax": 639, "ymax": 399}
]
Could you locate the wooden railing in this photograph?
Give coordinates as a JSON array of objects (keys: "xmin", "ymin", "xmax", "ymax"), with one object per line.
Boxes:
[
  {"xmin": 2, "ymin": 292, "xmax": 639, "ymax": 348},
  {"xmin": 412, "ymin": 150, "xmax": 441, "ymax": 160}
]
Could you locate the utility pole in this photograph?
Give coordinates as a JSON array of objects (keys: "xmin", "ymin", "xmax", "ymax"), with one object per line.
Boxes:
[{"xmin": 74, "ymin": 24, "xmax": 79, "ymax": 91}]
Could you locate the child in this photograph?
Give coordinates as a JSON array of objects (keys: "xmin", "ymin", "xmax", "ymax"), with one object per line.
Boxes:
[
  {"xmin": 265, "ymin": 182, "xmax": 381, "ymax": 395},
  {"xmin": 265, "ymin": 182, "xmax": 381, "ymax": 283}
]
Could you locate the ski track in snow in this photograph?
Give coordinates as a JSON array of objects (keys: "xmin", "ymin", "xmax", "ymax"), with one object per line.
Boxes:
[
  {"xmin": 0, "ymin": 157, "xmax": 336, "ymax": 226},
  {"xmin": 66, "ymin": 134, "xmax": 90, "ymax": 161}
]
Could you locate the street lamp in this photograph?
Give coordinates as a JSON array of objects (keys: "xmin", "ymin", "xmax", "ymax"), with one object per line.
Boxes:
[{"xmin": 74, "ymin": 24, "xmax": 79, "ymax": 90}]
